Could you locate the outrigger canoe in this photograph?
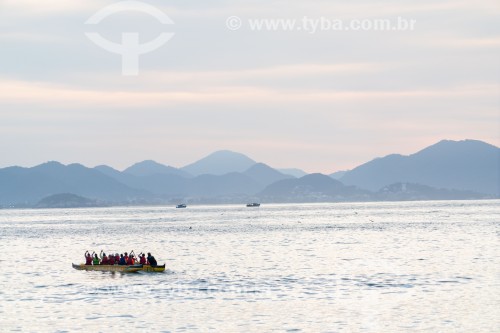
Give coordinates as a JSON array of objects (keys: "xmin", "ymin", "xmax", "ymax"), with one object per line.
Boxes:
[
  {"xmin": 72, "ymin": 263, "xmax": 143, "ymax": 273},
  {"xmin": 72, "ymin": 263, "xmax": 165, "ymax": 273}
]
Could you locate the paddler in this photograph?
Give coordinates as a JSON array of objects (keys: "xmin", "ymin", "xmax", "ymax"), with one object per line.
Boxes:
[
  {"xmin": 138, "ymin": 253, "xmax": 147, "ymax": 265},
  {"xmin": 84, "ymin": 251, "xmax": 92, "ymax": 265},
  {"xmin": 100, "ymin": 251, "xmax": 109, "ymax": 265},
  {"xmin": 92, "ymin": 252, "xmax": 100, "ymax": 265},
  {"xmin": 147, "ymin": 252, "xmax": 157, "ymax": 267}
]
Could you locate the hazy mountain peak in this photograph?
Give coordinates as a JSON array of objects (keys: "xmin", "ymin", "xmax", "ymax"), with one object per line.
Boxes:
[
  {"xmin": 414, "ymin": 139, "xmax": 498, "ymax": 156},
  {"xmin": 278, "ymin": 168, "xmax": 308, "ymax": 178},
  {"xmin": 245, "ymin": 162, "xmax": 274, "ymax": 172},
  {"xmin": 124, "ymin": 160, "xmax": 190, "ymax": 178},
  {"xmin": 38, "ymin": 161, "xmax": 65, "ymax": 167},
  {"xmin": 182, "ymin": 150, "xmax": 256, "ymax": 176},
  {"xmin": 95, "ymin": 165, "xmax": 120, "ymax": 173},
  {"xmin": 244, "ymin": 163, "xmax": 292, "ymax": 187}
]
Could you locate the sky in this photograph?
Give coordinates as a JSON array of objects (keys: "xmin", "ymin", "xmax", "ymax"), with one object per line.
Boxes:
[{"xmin": 0, "ymin": 0, "xmax": 499, "ymax": 173}]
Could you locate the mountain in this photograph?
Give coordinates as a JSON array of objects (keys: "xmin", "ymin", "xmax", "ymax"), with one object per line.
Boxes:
[
  {"xmin": 95, "ymin": 165, "xmax": 188, "ymax": 196},
  {"xmin": 123, "ymin": 160, "xmax": 191, "ymax": 178},
  {"xmin": 278, "ymin": 168, "xmax": 308, "ymax": 178},
  {"xmin": 259, "ymin": 173, "xmax": 371, "ymax": 202},
  {"xmin": 243, "ymin": 163, "xmax": 294, "ymax": 187},
  {"xmin": 0, "ymin": 162, "xmax": 148, "ymax": 206},
  {"xmin": 187, "ymin": 173, "xmax": 261, "ymax": 197},
  {"xmin": 181, "ymin": 150, "xmax": 256, "ymax": 176},
  {"xmin": 340, "ymin": 140, "xmax": 500, "ymax": 196}
]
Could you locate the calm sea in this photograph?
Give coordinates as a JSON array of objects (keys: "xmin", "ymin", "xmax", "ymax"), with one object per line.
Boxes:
[{"xmin": 0, "ymin": 200, "xmax": 498, "ymax": 332}]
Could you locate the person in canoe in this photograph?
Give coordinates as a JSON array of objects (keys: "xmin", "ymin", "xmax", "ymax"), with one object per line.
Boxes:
[
  {"xmin": 108, "ymin": 253, "xmax": 116, "ymax": 265},
  {"xmin": 92, "ymin": 252, "xmax": 100, "ymax": 265},
  {"xmin": 127, "ymin": 251, "xmax": 136, "ymax": 265},
  {"xmin": 118, "ymin": 254, "xmax": 126, "ymax": 265},
  {"xmin": 147, "ymin": 252, "xmax": 157, "ymax": 267},
  {"xmin": 138, "ymin": 252, "xmax": 147, "ymax": 265},
  {"xmin": 100, "ymin": 251, "xmax": 109, "ymax": 265},
  {"xmin": 85, "ymin": 251, "xmax": 92, "ymax": 265}
]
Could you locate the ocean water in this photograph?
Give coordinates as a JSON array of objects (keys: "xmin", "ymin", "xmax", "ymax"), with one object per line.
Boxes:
[{"xmin": 0, "ymin": 200, "xmax": 498, "ymax": 332}]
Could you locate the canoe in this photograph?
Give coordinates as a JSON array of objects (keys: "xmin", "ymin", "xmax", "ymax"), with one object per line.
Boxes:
[
  {"xmin": 72, "ymin": 263, "xmax": 166, "ymax": 273},
  {"xmin": 140, "ymin": 264, "xmax": 166, "ymax": 272},
  {"xmin": 72, "ymin": 263, "xmax": 143, "ymax": 273}
]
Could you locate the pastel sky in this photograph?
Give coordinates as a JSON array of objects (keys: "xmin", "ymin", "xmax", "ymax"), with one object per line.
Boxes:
[{"xmin": 1, "ymin": 0, "xmax": 499, "ymax": 173}]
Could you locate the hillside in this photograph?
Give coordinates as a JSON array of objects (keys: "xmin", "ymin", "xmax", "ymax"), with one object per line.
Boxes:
[
  {"xmin": 244, "ymin": 163, "xmax": 294, "ymax": 187},
  {"xmin": 35, "ymin": 193, "xmax": 106, "ymax": 208},
  {"xmin": 123, "ymin": 160, "xmax": 191, "ymax": 178},
  {"xmin": 0, "ymin": 162, "xmax": 148, "ymax": 206},
  {"xmin": 259, "ymin": 173, "xmax": 370, "ymax": 202},
  {"xmin": 340, "ymin": 140, "xmax": 499, "ymax": 195}
]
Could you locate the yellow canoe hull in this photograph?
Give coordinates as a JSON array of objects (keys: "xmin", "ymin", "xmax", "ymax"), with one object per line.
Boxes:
[
  {"xmin": 141, "ymin": 264, "xmax": 166, "ymax": 272},
  {"xmin": 72, "ymin": 263, "xmax": 142, "ymax": 273},
  {"xmin": 72, "ymin": 263, "xmax": 165, "ymax": 273}
]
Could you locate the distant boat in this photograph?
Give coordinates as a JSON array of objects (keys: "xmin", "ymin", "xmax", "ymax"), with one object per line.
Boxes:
[
  {"xmin": 176, "ymin": 204, "xmax": 187, "ymax": 208},
  {"xmin": 246, "ymin": 203, "xmax": 260, "ymax": 207}
]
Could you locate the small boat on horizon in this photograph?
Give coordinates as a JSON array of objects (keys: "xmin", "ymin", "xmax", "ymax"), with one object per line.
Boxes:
[
  {"xmin": 246, "ymin": 203, "xmax": 260, "ymax": 207},
  {"xmin": 176, "ymin": 204, "xmax": 187, "ymax": 208}
]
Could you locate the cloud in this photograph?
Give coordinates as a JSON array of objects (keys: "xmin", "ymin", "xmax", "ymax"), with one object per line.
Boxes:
[
  {"xmin": 1, "ymin": 0, "xmax": 105, "ymax": 15},
  {"xmin": 0, "ymin": 76, "xmax": 496, "ymax": 109}
]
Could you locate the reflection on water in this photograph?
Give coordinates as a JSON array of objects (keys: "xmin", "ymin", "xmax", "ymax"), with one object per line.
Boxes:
[{"xmin": 0, "ymin": 200, "xmax": 499, "ymax": 332}]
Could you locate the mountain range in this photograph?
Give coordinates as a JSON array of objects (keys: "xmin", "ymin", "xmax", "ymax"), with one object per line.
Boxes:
[
  {"xmin": 0, "ymin": 140, "xmax": 497, "ymax": 207},
  {"xmin": 339, "ymin": 139, "xmax": 499, "ymax": 195}
]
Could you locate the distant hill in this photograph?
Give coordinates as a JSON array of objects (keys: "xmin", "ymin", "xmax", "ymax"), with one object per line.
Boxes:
[
  {"xmin": 95, "ymin": 165, "xmax": 188, "ymax": 196},
  {"xmin": 244, "ymin": 163, "xmax": 294, "ymax": 187},
  {"xmin": 123, "ymin": 160, "xmax": 191, "ymax": 178},
  {"xmin": 187, "ymin": 172, "xmax": 261, "ymax": 197},
  {"xmin": 340, "ymin": 140, "xmax": 500, "ymax": 196},
  {"xmin": 182, "ymin": 150, "xmax": 256, "ymax": 176},
  {"xmin": 377, "ymin": 183, "xmax": 490, "ymax": 201},
  {"xmin": 278, "ymin": 168, "xmax": 308, "ymax": 178},
  {"xmin": 35, "ymin": 193, "xmax": 106, "ymax": 208},
  {"xmin": 0, "ymin": 162, "xmax": 148, "ymax": 206},
  {"xmin": 259, "ymin": 173, "xmax": 370, "ymax": 202}
]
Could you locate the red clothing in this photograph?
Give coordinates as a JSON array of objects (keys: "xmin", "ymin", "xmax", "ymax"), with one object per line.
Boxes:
[
  {"xmin": 108, "ymin": 256, "xmax": 115, "ymax": 265},
  {"xmin": 101, "ymin": 256, "xmax": 109, "ymax": 265},
  {"xmin": 124, "ymin": 255, "xmax": 129, "ymax": 263},
  {"xmin": 127, "ymin": 257, "xmax": 135, "ymax": 265},
  {"xmin": 85, "ymin": 255, "xmax": 92, "ymax": 265},
  {"xmin": 139, "ymin": 256, "xmax": 146, "ymax": 265}
]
